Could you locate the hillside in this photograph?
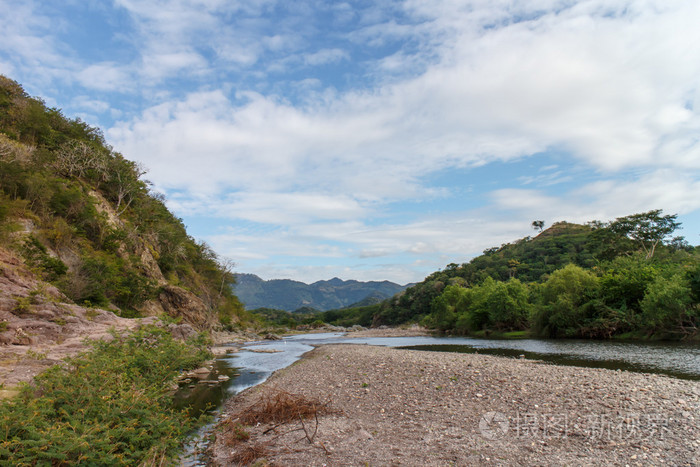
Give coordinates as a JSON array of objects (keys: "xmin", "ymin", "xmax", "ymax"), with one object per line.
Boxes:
[
  {"xmin": 234, "ymin": 273, "xmax": 409, "ymax": 311},
  {"xmin": 361, "ymin": 216, "xmax": 699, "ymax": 340},
  {"xmin": 372, "ymin": 221, "xmax": 599, "ymax": 325},
  {"xmin": 0, "ymin": 75, "xmax": 248, "ymax": 341}
]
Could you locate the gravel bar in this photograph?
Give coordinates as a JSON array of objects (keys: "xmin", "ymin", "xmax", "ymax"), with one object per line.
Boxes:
[{"xmin": 209, "ymin": 343, "xmax": 700, "ymax": 466}]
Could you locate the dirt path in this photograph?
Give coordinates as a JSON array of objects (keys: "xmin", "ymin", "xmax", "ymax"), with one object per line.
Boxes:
[{"xmin": 209, "ymin": 344, "xmax": 700, "ymax": 466}]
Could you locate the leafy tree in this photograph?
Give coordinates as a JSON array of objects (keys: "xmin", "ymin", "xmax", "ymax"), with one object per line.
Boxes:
[
  {"xmin": 607, "ymin": 210, "xmax": 681, "ymax": 259},
  {"xmin": 532, "ymin": 264, "xmax": 600, "ymax": 337},
  {"xmin": 427, "ymin": 285, "xmax": 465, "ymax": 332},
  {"xmin": 532, "ymin": 220, "xmax": 545, "ymax": 232},
  {"xmin": 485, "ymin": 279, "xmax": 531, "ymax": 331},
  {"xmin": 640, "ymin": 274, "xmax": 698, "ymax": 337},
  {"xmin": 598, "ymin": 254, "xmax": 658, "ymax": 314}
]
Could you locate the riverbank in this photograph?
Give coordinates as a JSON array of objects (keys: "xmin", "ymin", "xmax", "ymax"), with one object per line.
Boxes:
[{"xmin": 209, "ymin": 344, "xmax": 699, "ymax": 466}]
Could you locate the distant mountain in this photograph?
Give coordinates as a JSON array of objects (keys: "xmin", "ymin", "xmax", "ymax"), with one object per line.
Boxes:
[{"xmin": 234, "ymin": 274, "xmax": 410, "ymax": 311}]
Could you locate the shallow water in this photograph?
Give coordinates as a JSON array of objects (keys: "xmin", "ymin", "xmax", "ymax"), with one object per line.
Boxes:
[{"xmin": 178, "ymin": 333, "xmax": 699, "ymax": 464}]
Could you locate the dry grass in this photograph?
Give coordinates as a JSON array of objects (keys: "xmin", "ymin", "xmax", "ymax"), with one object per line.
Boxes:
[
  {"xmin": 229, "ymin": 443, "xmax": 270, "ymax": 466},
  {"xmin": 218, "ymin": 389, "xmax": 340, "ymax": 465},
  {"xmin": 237, "ymin": 389, "xmax": 337, "ymax": 426}
]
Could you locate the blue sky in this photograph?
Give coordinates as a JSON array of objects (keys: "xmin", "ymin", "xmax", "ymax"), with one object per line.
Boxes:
[{"xmin": 2, "ymin": 0, "xmax": 700, "ymax": 284}]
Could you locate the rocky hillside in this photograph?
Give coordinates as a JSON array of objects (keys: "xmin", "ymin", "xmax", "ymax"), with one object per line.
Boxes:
[
  {"xmin": 234, "ymin": 274, "xmax": 409, "ymax": 311},
  {"xmin": 0, "ymin": 75, "xmax": 248, "ymax": 335}
]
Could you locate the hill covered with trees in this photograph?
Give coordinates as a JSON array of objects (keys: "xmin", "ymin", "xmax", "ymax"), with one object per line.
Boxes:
[
  {"xmin": 327, "ymin": 214, "xmax": 699, "ymax": 340},
  {"xmin": 0, "ymin": 75, "xmax": 248, "ymax": 330}
]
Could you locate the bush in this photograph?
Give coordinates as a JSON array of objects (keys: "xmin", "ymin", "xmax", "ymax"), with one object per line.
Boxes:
[
  {"xmin": 62, "ymin": 251, "xmax": 156, "ymax": 310},
  {"xmin": 484, "ymin": 279, "xmax": 531, "ymax": 331},
  {"xmin": 427, "ymin": 285, "xmax": 466, "ymax": 332},
  {"xmin": 0, "ymin": 326, "xmax": 211, "ymax": 465},
  {"xmin": 640, "ymin": 274, "xmax": 697, "ymax": 337},
  {"xmin": 532, "ymin": 264, "xmax": 600, "ymax": 337},
  {"xmin": 599, "ymin": 255, "xmax": 658, "ymax": 313},
  {"xmin": 21, "ymin": 235, "xmax": 68, "ymax": 281}
]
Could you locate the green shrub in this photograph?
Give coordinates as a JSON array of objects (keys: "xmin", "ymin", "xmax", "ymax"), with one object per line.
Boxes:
[
  {"xmin": 0, "ymin": 325, "xmax": 211, "ymax": 465},
  {"xmin": 20, "ymin": 235, "xmax": 68, "ymax": 281},
  {"xmin": 531, "ymin": 264, "xmax": 600, "ymax": 337},
  {"xmin": 640, "ymin": 274, "xmax": 697, "ymax": 337}
]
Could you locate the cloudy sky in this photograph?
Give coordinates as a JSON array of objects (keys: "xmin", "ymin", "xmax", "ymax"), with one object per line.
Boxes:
[{"xmin": 2, "ymin": 0, "xmax": 700, "ymax": 284}]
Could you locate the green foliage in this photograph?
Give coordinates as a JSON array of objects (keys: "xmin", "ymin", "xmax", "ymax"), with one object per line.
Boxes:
[
  {"xmin": 20, "ymin": 235, "xmax": 67, "ymax": 281},
  {"xmin": 368, "ymin": 214, "xmax": 697, "ymax": 341},
  {"xmin": 13, "ymin": 296, "xmax": 32, "ymax": 314},
  {"xmin": 425, "ymin": 285, "xmax": 463, "ymax": 332},
  {"xmin": 482, "ymin": 278, "xmax": 531, "ymax": 331},
  {"xmin": 531, "ymin": 264, "xmax": 600, "ymax": 337},
  {"xmin": 0, "ymin": 76, "xmax": 249, "ymax": 328},
  {"xmin": 375, "ymin": 222, "xmax": 597, "ymax": 326},
  {"xmin": 321, "ymin": 304, "xmax": 379, "ymax": 327},
  {"xmin": 0, "ymin": 326, "xmax": 211, "ymax": 465},
  {"xmin": 608, "ymin": 210, "xmax": 681, "ymax": 260},
  {"xmin": 60, "ymin": 251, "xmax": 157, "ymax": 310},
  {"xmin": 441, "ymin": 279, "xmax": 530, "ymax": 334},
  {"xmin": 598, "ymin": 255, "xmax": 658, "ymax": 313},
  {"xmin": 640, "ymin": 274, "xmax": 698, "ymax": 337},
  {"xmin": 588, "ymin": 210, "xmax": 683, "ymax": 261}
]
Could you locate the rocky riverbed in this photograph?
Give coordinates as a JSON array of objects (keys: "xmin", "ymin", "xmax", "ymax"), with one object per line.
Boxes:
[{"xmin": 209, "ymin": 343, "xmax": 700, "ymax": 466}]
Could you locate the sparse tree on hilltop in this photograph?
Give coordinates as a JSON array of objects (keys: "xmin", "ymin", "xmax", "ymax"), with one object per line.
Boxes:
[{"xmin": 532, "ymin": 220, "xmax": 545, "ymax": 232}]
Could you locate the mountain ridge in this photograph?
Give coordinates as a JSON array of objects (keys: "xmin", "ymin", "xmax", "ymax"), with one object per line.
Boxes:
[{"xmin": 234, "ymin": 273, "xmax": 410, "ymax": 311}]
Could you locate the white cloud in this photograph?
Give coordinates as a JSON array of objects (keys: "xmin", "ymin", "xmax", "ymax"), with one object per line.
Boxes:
[
  {"xmin": 5, "ymin": 0, "xmax": 700, "ymax": 282},
  {"xmin": 103, "ymin": 0, "xmax": 700, "ymax": 282},
  {"xmin": 173, "ymin": 191, "xmax": 369, "ymax": 225},
  {"xmin": 76, "ymin": 63, "xmax": 133, "ymax": 92},
  {"xmin": 71, "ymin": 96, "xmax": 111, "ymax": 114},
  {"xmin": 303, "ymin": 48, "xmax": 349, "ymax": 66}
]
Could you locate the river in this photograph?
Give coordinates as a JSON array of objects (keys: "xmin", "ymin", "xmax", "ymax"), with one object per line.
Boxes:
[{"xmin": 177, "ymin": 332, "xmax": 699, "ymax": 464}]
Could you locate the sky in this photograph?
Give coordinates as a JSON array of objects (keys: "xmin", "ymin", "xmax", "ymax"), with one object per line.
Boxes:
[{"xmin": 2, "ymin": 0, "xmax": 700, "ymax": 285}]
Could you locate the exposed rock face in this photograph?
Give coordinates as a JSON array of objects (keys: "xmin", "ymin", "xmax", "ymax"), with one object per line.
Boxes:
[
  {"xmin": 0, "ymin": 247, "xmax": 211, "ymax": 388},
  {"xmin": 158, "ymin": 285, "xmax": 216, "ymax": 329},
  {"xmin": 0, "ymin": 247, "xmax": 140, "ymax": 386}
]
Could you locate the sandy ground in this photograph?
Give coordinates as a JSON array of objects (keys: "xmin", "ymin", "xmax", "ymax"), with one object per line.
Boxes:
[{"xmin": 209, "ymin": 343, "xmax": 700, "ymax": 466}]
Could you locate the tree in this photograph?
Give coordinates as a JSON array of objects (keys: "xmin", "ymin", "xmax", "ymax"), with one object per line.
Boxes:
[
  {"xmin": 218, "ymin": 257, "xmax": 236, "ymax": 297},
  {"xmin": 52, "ymin": 139, "xmax": 109, "ymax": 179},
  {"xmin": 608, "ymin": 210, "xmax": 681, "ymax": 259},
  {"xmin": 484, "ymin": 279, "xmax": 530, "ymax": 331},
  {"xmin": 532, "ymin": 220, "xmax": 545, "ymax": 232},
  {"xmin": 428, "ymin": 285, "xmax": 466, "ymax": 332},
  {"xmin": 0, "ymin": 134, "xmax": 34, "ymax": 164},
  {"xmin": 640, "ymin": 274, "xmax": 697, "ymax": 337},
  {"xmin": 532, "ymin": 264, "xmax": 600, "ymax": 337}
]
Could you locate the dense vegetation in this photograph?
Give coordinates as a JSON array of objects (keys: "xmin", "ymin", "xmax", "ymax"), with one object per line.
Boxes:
[
  {"xmin": 335, "ymin": 213, "xmax": 698, "ymax": 340},
  {"xmin": 0, "ymin": 326, "xmax": 211, "ymax": 465},
  {"xmin": 0, "ymin": 75, "xmax": 247, "ymax": 327},
  {"xmin": 249, "ymin": 302, "xmax": 381, "ymax": 330}
]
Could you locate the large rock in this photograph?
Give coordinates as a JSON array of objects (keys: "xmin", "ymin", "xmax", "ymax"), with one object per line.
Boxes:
[{"xmin": 157, "ymin": 285, "xmax": 216, "ymax": 329}]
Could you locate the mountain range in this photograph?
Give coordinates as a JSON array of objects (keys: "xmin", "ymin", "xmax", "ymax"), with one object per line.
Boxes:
[{"xmin": 234, "ymin": 274, "xmax": 410, "ymax": 312}]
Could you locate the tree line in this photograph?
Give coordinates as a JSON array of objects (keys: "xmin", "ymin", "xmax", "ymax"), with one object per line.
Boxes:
[{"xmin": 359, "ymin": 211, "xmax": 698, "ymax": 340}]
